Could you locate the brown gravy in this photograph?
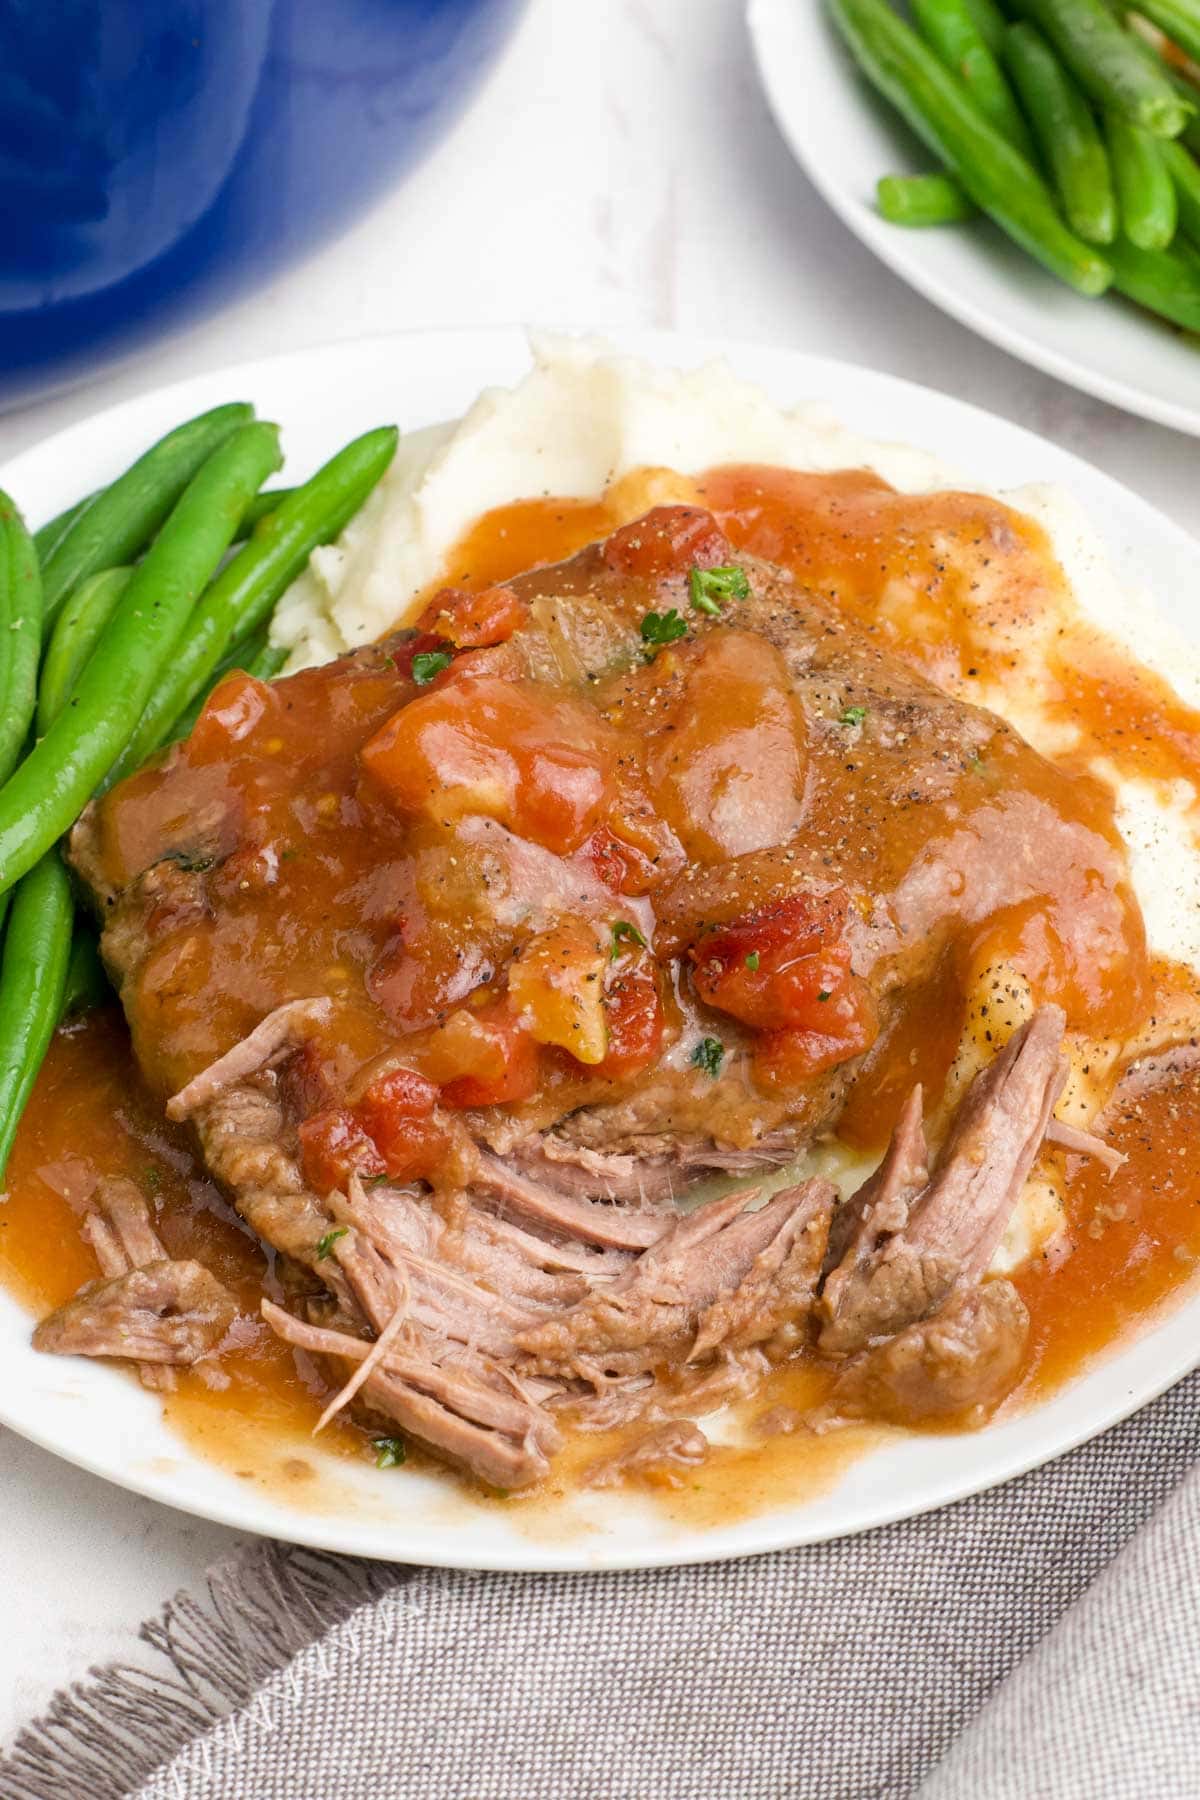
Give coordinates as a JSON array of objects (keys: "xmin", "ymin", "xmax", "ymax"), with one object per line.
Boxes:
[{"xmin": 5, "ymin": 462, "xmax": 1200, "ymax": 1520}]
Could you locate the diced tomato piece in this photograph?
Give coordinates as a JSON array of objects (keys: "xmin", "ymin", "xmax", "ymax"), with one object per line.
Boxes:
[
  {"xmin": 436, "ymin": 1005, "xmax": 541, "ymax": 1109},
  {"xmin": 581, "ymin": 823, "xmax": 671, "ymax": 896},
  {"xmin": 691, "ymin": 889, "xmax": 854, "ymax": 1030},
  {"xmin": 595, "ymin": 959, "xmax": 664, "ymax": 1081},
  {"xmin": 365, "ymin": 1112, "xmax": 447, "ymax": 1182},
  {"xmin": 584, "ymin": 825, "xmax": 648, "ymax": 895},
  {"xmin": 360, "ymin": 675, "xmax": 617, "ymax": 855},
  {"xmin": 690, "ymin": 887, "xmax": 878, "ymax": 1089},
  {"xmin": 584, "ymin": 826, "xmax": 626, "ymax": 892},
  {"xmin": 417, "ymin": 583, "xmax": 528, "ymax": 648},
  {"xmin": 602, "ymin": 505, "xmax": 732, "ymax": 581},
  {"xmin": 751, "ymin": 993, "xmax": 878, "ymax": 1092},
  {"xmin": 358, "ymin": 1064, "xmax": 439, "ymax": 1120},
  {"xmin": 298, "ymin": 1108, "xmax": 385, "ymax": 1195},
  {"xmin": 356, "ymin": 1066, "xmax": 445, "ymax": 1180}
]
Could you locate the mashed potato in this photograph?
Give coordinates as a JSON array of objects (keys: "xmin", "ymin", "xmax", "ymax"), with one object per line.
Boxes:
[
  {"xmin": 272, "ymin": 333, "xmax": 951, "ymax": 667},
  {"xmin": 274, "ymin": 334, "xmax": 1200, "ymax": 962},
  {"xmin": 270, "ymin": 335, "xmax": 1200, "ymax": 1273}
]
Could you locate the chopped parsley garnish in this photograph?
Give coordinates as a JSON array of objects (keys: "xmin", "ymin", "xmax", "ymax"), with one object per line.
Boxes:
[
  {"xmin": 373, "ymin": 1436, "xmax": 407, "ymax": 1469},
  {"xmin": 365, "ymin": 1172, "xmax": 392, "ymax": 1188},
  {"xmin": 315, "ymin": 1227, "xmax": 348, "ymax": 1260},
  {"xmin": 611, "ymin": 919, "xmax": 648, "ymax": 960},
  {"xmin": 639, "ymin": 607, "xmax": 688, "ymax": 647},
  {"xmin": 744, "ymin": 951, "xmax": 760, "ymax": 972},
  {"xmin": 817, "ymin": 990, "xmax": 832, "ymax": 1003},
  {"xmin": 692, "ymin": 1036, "xmax": 725, "ymax": 1078},
  {"xmin": 142, "ymin": 1167, "xmax": 162, "ymax": 1192},
  {"xmin": 689, "ymin": 564, "xmax": 750, "ymax": 616},
  {"xmin": 411, "ymin": 649, "xmax": 453, "ymax": 686},
  {"xmin": 838, "ymin": 705, "xmax": 868, "ymax": 728},
  {"xmin": 968, "ymin": 752, "xmax": 986, "ymax": 774}
]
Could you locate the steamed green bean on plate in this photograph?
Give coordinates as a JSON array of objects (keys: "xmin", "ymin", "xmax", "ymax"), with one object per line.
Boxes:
[
  {"xmin": 828, "ymin": 0, "xmax": 1200, "ymax": 334},
  {"xmin": 0, "ymin": 407, "xmax": 399, "ymax": 1176}
]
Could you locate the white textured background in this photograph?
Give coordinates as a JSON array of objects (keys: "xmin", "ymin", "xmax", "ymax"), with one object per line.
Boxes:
[{"xmin": 1, "ymin": 0, "xmax": 1197, "ymax": 1746}]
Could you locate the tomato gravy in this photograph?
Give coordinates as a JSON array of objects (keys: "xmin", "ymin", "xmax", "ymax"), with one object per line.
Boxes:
[{"xmin": 5, "ymin": 463, "xmax": 1200, "ymax": 1518}]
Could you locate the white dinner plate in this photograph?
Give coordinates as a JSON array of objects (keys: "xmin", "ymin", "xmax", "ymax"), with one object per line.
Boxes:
[
  {"xmin": 748, "ymin": 0, "xmax": 1200, "ymax": 436},
  {"xmin": 1, "ymin": 325, "xmax": 1198, "ymax": 1570}
]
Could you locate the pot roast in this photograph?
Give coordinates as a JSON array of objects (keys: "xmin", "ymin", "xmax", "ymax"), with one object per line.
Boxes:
[{"xmin": 51, "ymin": 502, "xmax": 1137, "ymax": 1486}]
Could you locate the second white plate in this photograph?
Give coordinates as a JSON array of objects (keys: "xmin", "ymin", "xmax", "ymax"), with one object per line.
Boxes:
[{"xmin": 748, "ymin": 0, "xmax": 1200, "ymax": 436}]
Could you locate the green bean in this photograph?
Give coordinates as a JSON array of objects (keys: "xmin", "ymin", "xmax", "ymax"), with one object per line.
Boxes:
[
  {"xmin": 1161, "ymin": 135, "xmax": 1200, "ymax": 241},
  {"xmin": 0, "ymin": 419, "xmax": 279, "ymax": 1167},
  {"xmin": 0, "ymin": 852, "xmax": 73, "ymax": 1178},
  {"xmin": 1108, "ymin": 230, "xmax": 1200, "ymax": 325},
  {"xmin": 233, "ymin": 487, "xmax": 297, "ymax": 540},
  {"xmin": 1005, "ymin": 23, "xmax": 1118, "ymax": 242},
  {"xmin": 0, "ymin": 515, "xmax": 110, "ymax": 1149},
  {"xmin": 39, "ymin": 401, "xmax": 254, "ymax": 628},
  {"xmin": 59, "ymin": 926, "xmax": 108, "ymax": 1019},
  {"xmin": 0, "ymin": 629, "xmax": 106, "ymax": 1151},
  {"xmin": 877, "ymin": 170, "xmax": 977, "ymax": 221},
  {"xmin": 961, "ymin": 0, "xmax": 1009, "ymax": 55},
  {"xmin": 41, "ymin": 588, "xmax": 115, "ymax": 1034},
  {"xmin": 0, "ymin": 421, "xmax": 282, "ymax": 898},
  {"xmin": 199, "ymin": 622, "xmax": 272, "ymax": 693},
  {"xmin": 241, "ymin": 640, "xmax": 288, "ymax": 684},
  {"xmin": 1012, "ymin": 0, "xmax": 1192, "ymax": 136},
  {"xmin": 1168, "ymin": 71, "xmax": 1200, "ymax": 156},
  {"xmin": 36, "ymin": 567, "xmax": 132, "ymax": 736},
  {"xmin": 211, "ymin": 628, "xmax": 288, "ymax": 688},
  {"xmin": 33, "ymin": 495, "xmax": 96, "ymax": 568},
  {"xmin": 1108, "ymin": 111, "xmax": 1179, "ymax": 245},
  {"xmin": 1134, "ymin": 0, "xmax": 1200, "ymax": 69},
  {"xmin": 0, "ymin": 493, "xmax": 42, "ymax": 789},
  {"xmin": 110, "ymin": 424, "xmax": 397, "ymax": 779},
  {"xmin": 35, "ymin": 476, "xmax": 280, "ymax": 569},
  {"xmin": 828, "ymin": 0, "xmax": 1113, "ymax": 292},
  {"xmin": 912, "ymin": 0, "xmax": 1036, "ymax": 155},
  {"xmin": 36, "ymin": 475, "xmax": 284, "ymax": 585}
]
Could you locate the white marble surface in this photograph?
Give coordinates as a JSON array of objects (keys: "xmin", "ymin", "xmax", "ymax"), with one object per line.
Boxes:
[{"xmin": 1, "ymin": 0, "xmax": 1197, "ymax": 1753}]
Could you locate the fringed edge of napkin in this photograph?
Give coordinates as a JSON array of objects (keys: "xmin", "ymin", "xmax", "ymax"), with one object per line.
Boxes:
[{"xmin": 0, "ymin": 1541, "xmax": 404, "ymax": 1800}]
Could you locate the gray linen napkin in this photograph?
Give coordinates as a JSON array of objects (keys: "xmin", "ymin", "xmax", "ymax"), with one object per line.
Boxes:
[{"xmin": 4, "ymin": 1367, "xmax": 1198, "ymax": 1800}]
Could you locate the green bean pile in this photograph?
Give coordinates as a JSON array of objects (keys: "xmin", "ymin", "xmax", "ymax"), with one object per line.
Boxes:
[
  {"xmin": 0, "ymin": 405, "xmax": 398, "ymax": 1177},
  {"xmin": 830, "ymin": 0, "xmax": 1200, "ymax": 330}
]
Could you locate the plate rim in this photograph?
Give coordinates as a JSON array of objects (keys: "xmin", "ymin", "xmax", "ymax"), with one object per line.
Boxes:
[
  {"xmin": 746, "ymin": 0, "xmax": 1200, "ymax": 439},
  {"xmin": 1, "ymin": 318, "xmax": 1198, "ymax": 1571}
]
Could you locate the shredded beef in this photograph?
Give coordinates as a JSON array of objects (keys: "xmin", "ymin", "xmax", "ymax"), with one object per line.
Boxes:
[{"xmin": 35, "ymin": 1260, "xmax": 237, "ymax": 1370}]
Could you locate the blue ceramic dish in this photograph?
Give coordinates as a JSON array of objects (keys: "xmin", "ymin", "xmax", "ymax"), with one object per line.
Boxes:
[{"xmin": 0, "ymin": 0, "xmax": 523, "ymax": 408}]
